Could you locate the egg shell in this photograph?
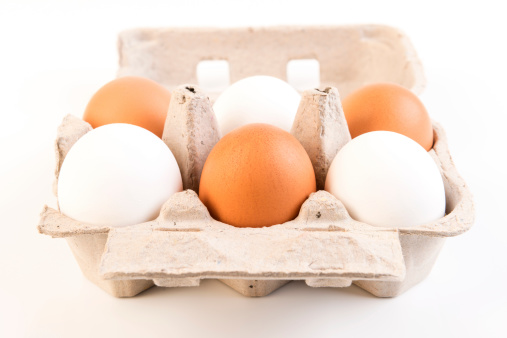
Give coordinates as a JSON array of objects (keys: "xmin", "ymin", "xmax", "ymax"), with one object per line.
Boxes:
[
  {"xmin": 57, "ymin": 123, "xmax": 183, "ymax": 227},
  {"xmin": 198, "ymin": 123, "xmax": 317, "ymax": 228},
  {"xmin": 342, "ymin": 82, "xmax": 434, "ymax": 151},
  {"xmin": 212, "ymin": 75, "xmax": 301, "ymax": 135},
  {"xmin": 325, "ymin": 131, "xmax": 446, "ymax": 228},
  {"xmin": 83, "ymin": 76, "xmax": 171, "ymax": 138}
]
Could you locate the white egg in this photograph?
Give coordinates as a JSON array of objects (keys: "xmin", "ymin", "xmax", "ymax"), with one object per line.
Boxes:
[
  {"xmin": 325, "ymin": 131, "xmax": 446, "ymax": 228},
  {"xmin": 213, "ymin": 75, "xmax": 301, "ymax": 135},
  {"xmin": 58, "ymin": 123, "xmax": 182, "ymax": 227}
]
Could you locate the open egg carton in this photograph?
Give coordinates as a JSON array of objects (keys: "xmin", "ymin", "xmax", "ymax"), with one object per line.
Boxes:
[{"xmin": 38, "ymin": 25, "xmax": 475, "ymax": 298}]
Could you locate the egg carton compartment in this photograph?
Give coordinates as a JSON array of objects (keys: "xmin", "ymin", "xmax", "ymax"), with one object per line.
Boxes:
[{"xmin": 38, "ymin": 25, "xmax": 474, "ymax": 298}]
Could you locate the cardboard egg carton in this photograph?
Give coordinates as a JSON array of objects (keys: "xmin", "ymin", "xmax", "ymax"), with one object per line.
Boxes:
[{"xmin": 38, "ymin": 25, "xmax": 474, "ymax": 298}]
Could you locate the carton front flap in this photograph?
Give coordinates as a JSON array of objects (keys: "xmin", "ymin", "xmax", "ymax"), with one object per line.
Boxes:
[{"xmin": 99, "ymin": 191, "xmax": 406, "ymax": 284}]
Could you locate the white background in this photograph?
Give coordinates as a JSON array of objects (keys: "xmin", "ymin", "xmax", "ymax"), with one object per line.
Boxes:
[{"xmin": 1, "ymin": 1, "xmax": 506, "ymax": 337}]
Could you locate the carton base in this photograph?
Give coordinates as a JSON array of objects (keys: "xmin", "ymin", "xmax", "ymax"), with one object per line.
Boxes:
[
  {"xmin": 63, "ymin": 222, "xmax": 447, "ymax": 298},
  {"xmin": 66, "ymin": 234, "xmax": 154, "ymax": 298},
  {"xmin": 354, "ymin": 234, "xmax": 446, "ymax": 297}
]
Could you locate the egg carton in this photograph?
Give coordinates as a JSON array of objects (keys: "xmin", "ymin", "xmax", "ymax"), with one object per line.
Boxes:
[{"xmin": 38, "ymin": 25, "xmax": 474, "ymax": 298}]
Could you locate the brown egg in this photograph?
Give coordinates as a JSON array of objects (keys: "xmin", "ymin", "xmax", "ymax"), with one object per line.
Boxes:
[
  {"xmin": 199, "ymin": 123, "xmax": 316, "ymax": 228},
  {"xmin": 83, "ymin": 76, "xmax": 171, "ymax": 138},
  {"xmin": 342, "ymin": 82, "xmax": 434, "ymax": 151}
]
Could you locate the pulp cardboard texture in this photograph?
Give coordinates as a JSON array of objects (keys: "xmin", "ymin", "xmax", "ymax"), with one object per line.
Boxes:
[
  {"xmin": 117, "ymin": 25, "xmax": 426, "ymax": 100},
  {"xmin": 38, "ymin": 25, "xmax": 474, "ymax": 298}
]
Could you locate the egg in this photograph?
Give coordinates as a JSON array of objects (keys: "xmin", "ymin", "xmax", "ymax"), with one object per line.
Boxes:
[
  {"xmin": 58, "ymin": 124, "xmax": 182, "ymax": 227},
  {"xmin": 213, "ymin": 75, "xmax": 301, "ymax": 135},
  {"xmin": 325, "ymin": 131, "xmax": 445, "ymax": 228},
  {"xmin": 199, "ymin": 123, "xmax": 316, "ymax": 228},
  {"xmin": 83, "ymin": 76, "xmax": 171, "ymax": 138},
  {"xmin": 342, "ymin": 82, "xmax": 434, "ymax": 151}
]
